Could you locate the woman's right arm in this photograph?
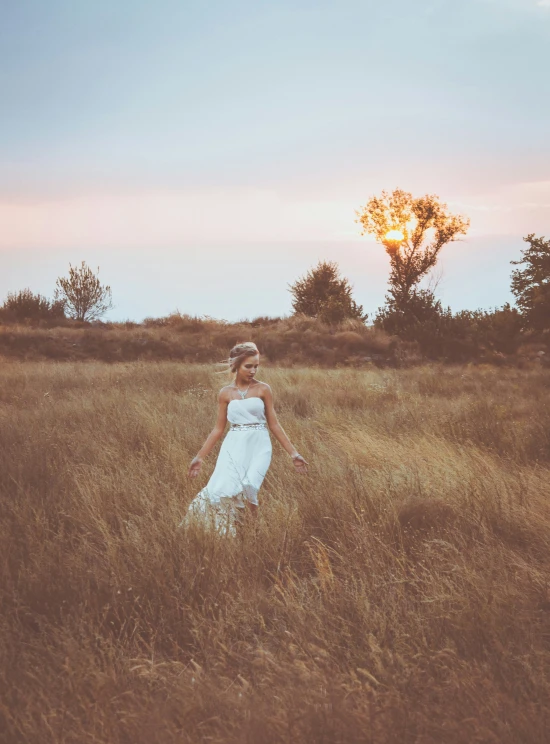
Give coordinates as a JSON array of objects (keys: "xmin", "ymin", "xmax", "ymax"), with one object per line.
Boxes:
[{"xmin": 187, "ymin": 391, "xmax": 229, "ymax": 478}]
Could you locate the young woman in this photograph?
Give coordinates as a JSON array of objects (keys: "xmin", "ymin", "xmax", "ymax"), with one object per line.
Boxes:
[{"xmin": 185, "ymin": 342, "xmax": 308, "ymax": 533}]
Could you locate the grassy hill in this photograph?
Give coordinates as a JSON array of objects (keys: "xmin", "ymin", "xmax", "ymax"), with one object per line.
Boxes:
[
  {"xmin": 0, "ymin": 315, "xmax": 398, "ymax": 366},
  {"xmin": 1, "ymin": 312, "xmax": 548, "ymax": 368}
]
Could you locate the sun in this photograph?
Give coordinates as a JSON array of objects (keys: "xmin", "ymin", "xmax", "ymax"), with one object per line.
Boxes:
[{"xmin": 385, "ymin": 229, "xmax": 404, "ymax": 242}]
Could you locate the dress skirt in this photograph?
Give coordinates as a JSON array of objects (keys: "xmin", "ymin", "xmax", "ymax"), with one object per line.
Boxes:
[{"xmin": 184, "ymin": 423, "xmax": 272, "ymax": 534}]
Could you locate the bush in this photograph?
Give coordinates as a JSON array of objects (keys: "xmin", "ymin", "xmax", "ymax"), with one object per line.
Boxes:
[
  {"xmin": 55, "ymin": 261, "xmax": 113, "ymax": 322},
  {"xmin": 0, "ymin": 288, "xmax": 66, "ymax": 325},
  {"xmin": 376, "ymin": 297, "xmax": 524, "ymax": 361},
  {"xmin": 511, "ymin": 233, "xmax": 550, "ymax": 331},
  {"xmin": 289, "ymin": 261, "xmax": 368, "ymax": 323},
  {"xmin": 375, "ymin": 289, "xmax": 443, "ymax": 337}
]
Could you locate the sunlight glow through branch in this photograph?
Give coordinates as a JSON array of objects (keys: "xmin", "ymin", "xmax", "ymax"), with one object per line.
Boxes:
[{"xmin": 384, "ymin": 229, "xmax": 404, "ymax": 242}]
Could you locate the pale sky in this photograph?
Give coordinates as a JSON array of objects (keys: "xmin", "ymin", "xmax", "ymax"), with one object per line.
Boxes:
[{"xmin": 1, "ymin": 0, "xmax": 549, "ymax": 321}]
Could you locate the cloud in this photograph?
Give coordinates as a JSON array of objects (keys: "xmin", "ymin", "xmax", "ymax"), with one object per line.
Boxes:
[
  {"xmin": 480, "ymin": 0, "xmax": 550, "ymax": 9},
  {"xmin": 0, "ymin": 188, "xmax": 358, "ymax": 250},
  {"xmin": 450, "ymin": 181, "xmax": 550, "ymax": 236},
  {"xmin": 1, "ymin": 180, "xmax": 548, "ymax": 252}
]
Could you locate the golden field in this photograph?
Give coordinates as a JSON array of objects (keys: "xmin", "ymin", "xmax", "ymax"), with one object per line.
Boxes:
[{"xmin": 1, "ymin": 361, "xmax": 549, "ymax": 743}]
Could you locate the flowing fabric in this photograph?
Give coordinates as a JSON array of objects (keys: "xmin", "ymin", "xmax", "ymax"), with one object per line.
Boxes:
[{"xmin": 184, "ymin": 397, "xmax": 272, "ymax": 534}]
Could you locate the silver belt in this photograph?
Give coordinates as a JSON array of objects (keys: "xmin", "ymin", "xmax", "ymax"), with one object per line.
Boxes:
[{"xmin": 230, "ymin": 423, "xmax": 268, "ymax": 431}]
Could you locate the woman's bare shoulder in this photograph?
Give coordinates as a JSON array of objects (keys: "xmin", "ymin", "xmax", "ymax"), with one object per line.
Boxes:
[
  {"xmin": 254, "ymin": 381, "xmax": 272, "ymax": 396},
  {"xmin": 218, "ymin": 385, "xmax": 234, "ymax": 402}
]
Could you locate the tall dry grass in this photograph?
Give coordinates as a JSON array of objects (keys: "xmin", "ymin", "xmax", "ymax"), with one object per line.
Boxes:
[{"xmin": 1, "ymin": 361, "xmax": 549, "ymax": 743}]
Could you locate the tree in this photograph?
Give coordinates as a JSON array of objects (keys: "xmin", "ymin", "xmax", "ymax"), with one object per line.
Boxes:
[
  {"xmin": 356, "ymin": 189, "xmax": 470, "ymax": 312},
  {"xmin": 288, "ymin": 261, "xmax": 367, "ymax": 323},
  {"xmin": 0, "ymin": 288, "xmax": 65, "ymax": 323},
  {"xmin": 55, "ymin": 262, "xmax": 113, "ymax": 322},
  {"xmin": 511, "ymin": 234, "xmax": 550, "ymax": 330}
]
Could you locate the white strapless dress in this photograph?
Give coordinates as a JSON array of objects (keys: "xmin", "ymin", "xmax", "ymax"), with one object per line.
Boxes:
[{"xmin": 184, "ymin": 397, "xmax": 272, "ymax": 532}]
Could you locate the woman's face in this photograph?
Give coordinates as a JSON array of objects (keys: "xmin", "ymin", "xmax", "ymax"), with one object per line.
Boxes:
[{"xmin": 239, "ymin": 353, "xmax": 260, "ymax": 381}]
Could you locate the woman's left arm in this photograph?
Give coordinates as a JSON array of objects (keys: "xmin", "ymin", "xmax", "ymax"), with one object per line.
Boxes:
[{"xmin": 263, "ymin": 385, "xmax": 308, "ymax": 473}]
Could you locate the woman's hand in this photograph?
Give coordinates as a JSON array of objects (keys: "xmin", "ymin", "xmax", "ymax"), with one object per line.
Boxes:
[
  {"xmin": 188, "ymin": 456, "xmax": 203, "ymax": 478},
  {"xmin": 291, "ymin": 453, "xmax": 308, "ymax": 474}
]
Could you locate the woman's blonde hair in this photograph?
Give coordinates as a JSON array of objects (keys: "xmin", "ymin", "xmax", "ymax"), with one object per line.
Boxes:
[{"xmin": 228, "ymin": 342, "xmax": 259, "ymax": 373}]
